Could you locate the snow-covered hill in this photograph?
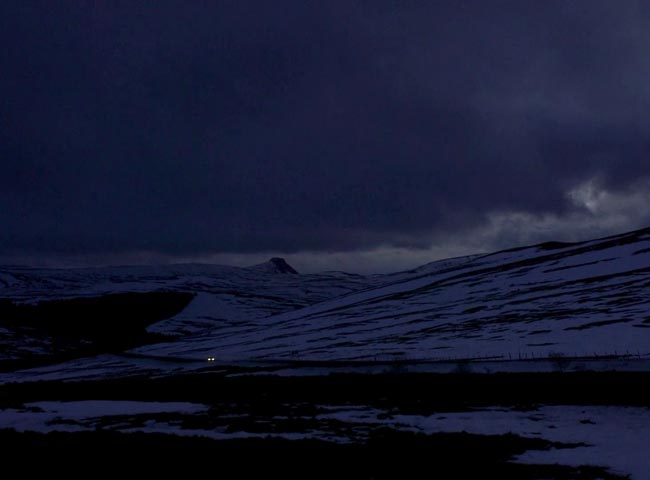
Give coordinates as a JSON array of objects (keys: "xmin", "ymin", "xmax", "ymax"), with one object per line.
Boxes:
[
  {"xmin": 0, "ymin": 259, "xmax": 377, "ymax": 363},
  {"xmin": 136, "ymin": 227, "xmax": 650, "ymax": 362},
  {"xmin": 2, "ymin": 227, "xmax": 650, "ymax": 380}
]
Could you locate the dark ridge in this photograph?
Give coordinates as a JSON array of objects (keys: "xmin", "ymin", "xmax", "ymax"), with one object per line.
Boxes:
[
  {"xmin": 0, "ymin": 292, "xmax": 194, "ymax": 341},
  {"xmin": 543, "ymin": 259, "xmax": 610, "ymax": 273},
  {"xmin": 482, "ymin": 225, "xmax": 650, "ymax": 259},
  {"xmin": 270, "ymin": 257, "xmax": 299, "ymax": 274},
  {"xmin": 565, "ymin": 318, "xmax": 633, "ymax": 331},
  {"xmin": 0, "ymin": 292, "xmax": 194, "ymax": 370},
  {"xmin": 535, "ymin": 240, "xmax": 578, "ymax": 250}
]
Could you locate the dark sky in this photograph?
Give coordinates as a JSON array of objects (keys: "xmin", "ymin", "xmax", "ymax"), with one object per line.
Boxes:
[{"xmin": 2, "ymin": 1, "xmax": 650, "ymax": 272}]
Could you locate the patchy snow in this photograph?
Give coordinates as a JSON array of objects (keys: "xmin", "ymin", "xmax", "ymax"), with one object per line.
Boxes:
[
  {"xmin": 0, "ymin": 399, "xmax": 335, "ymax": 442},
  {"xmin": 29, "ymin": 400, "xmax": 206, "ymax": 417},
  {"xmin": 1, "ymin": 398, "xmax": 648, "ymax": 477},
  {"xmin": 0, "ymin": 400, "xmax": 208, "ymax": 433},
  {"xmin": 317, "ymin": 405, "xmax": 650, "ymax": 479}
]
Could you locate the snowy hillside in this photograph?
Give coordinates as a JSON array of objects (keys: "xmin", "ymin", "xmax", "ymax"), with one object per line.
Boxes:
[
  {"xmin": 0, "ymin": 259, "xmax": 376, "ymax": 364},
  {"xmin": 3, "ymin": 227, "xmax": 650, "ymax": 380},
  {"xmin": 136, "ymin": 227, "xmax": 650, "ymax": 363}
]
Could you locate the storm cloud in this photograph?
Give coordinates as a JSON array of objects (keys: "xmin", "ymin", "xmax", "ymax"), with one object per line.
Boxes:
[{"xmin": 2, "ymin": 1, "xmax": 650, "ymax": 272}]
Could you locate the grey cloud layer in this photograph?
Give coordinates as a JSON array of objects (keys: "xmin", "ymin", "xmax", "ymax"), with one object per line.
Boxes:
[{"xmin": 2, "ymin": 1, "xmax": 650, "ymax": 265}]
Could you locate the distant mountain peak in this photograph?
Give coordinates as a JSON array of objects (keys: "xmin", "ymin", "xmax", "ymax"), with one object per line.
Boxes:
[
  {"xmin": 249, "ymin": 257, "xmax": 298, "ymax": 274},
  {"xmin": 268, "ymin": 257, "xmax": 298, "ymax": 274}
]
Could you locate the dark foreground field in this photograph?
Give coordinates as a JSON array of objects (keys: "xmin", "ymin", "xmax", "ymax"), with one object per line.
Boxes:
[
  {"xmin": 0, "ymin": 428, "xmax": 624, "ymax": 479},
  {"xmin": 3, "ymin": 370, "xmax": 650, "ymax": 407},
  {"xmin": 1, "ymin": 371, "xmax": 645, "ymax": 479},
  {"xmin": 0, "ymin": 292, "xmax": 194, "ymax": 371}
]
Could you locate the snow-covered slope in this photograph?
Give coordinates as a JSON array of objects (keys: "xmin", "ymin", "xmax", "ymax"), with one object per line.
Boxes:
[
  {"xmin": 0, "ymin": 259, "xmax": 376, "ymax": 362},
  {"xmin": 3, "ymin": 228, "xmax": 650, "ymax": 379},
  {"xmin": 136, "ymin": 227, "xmax": 650, "ymax": 362}
]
